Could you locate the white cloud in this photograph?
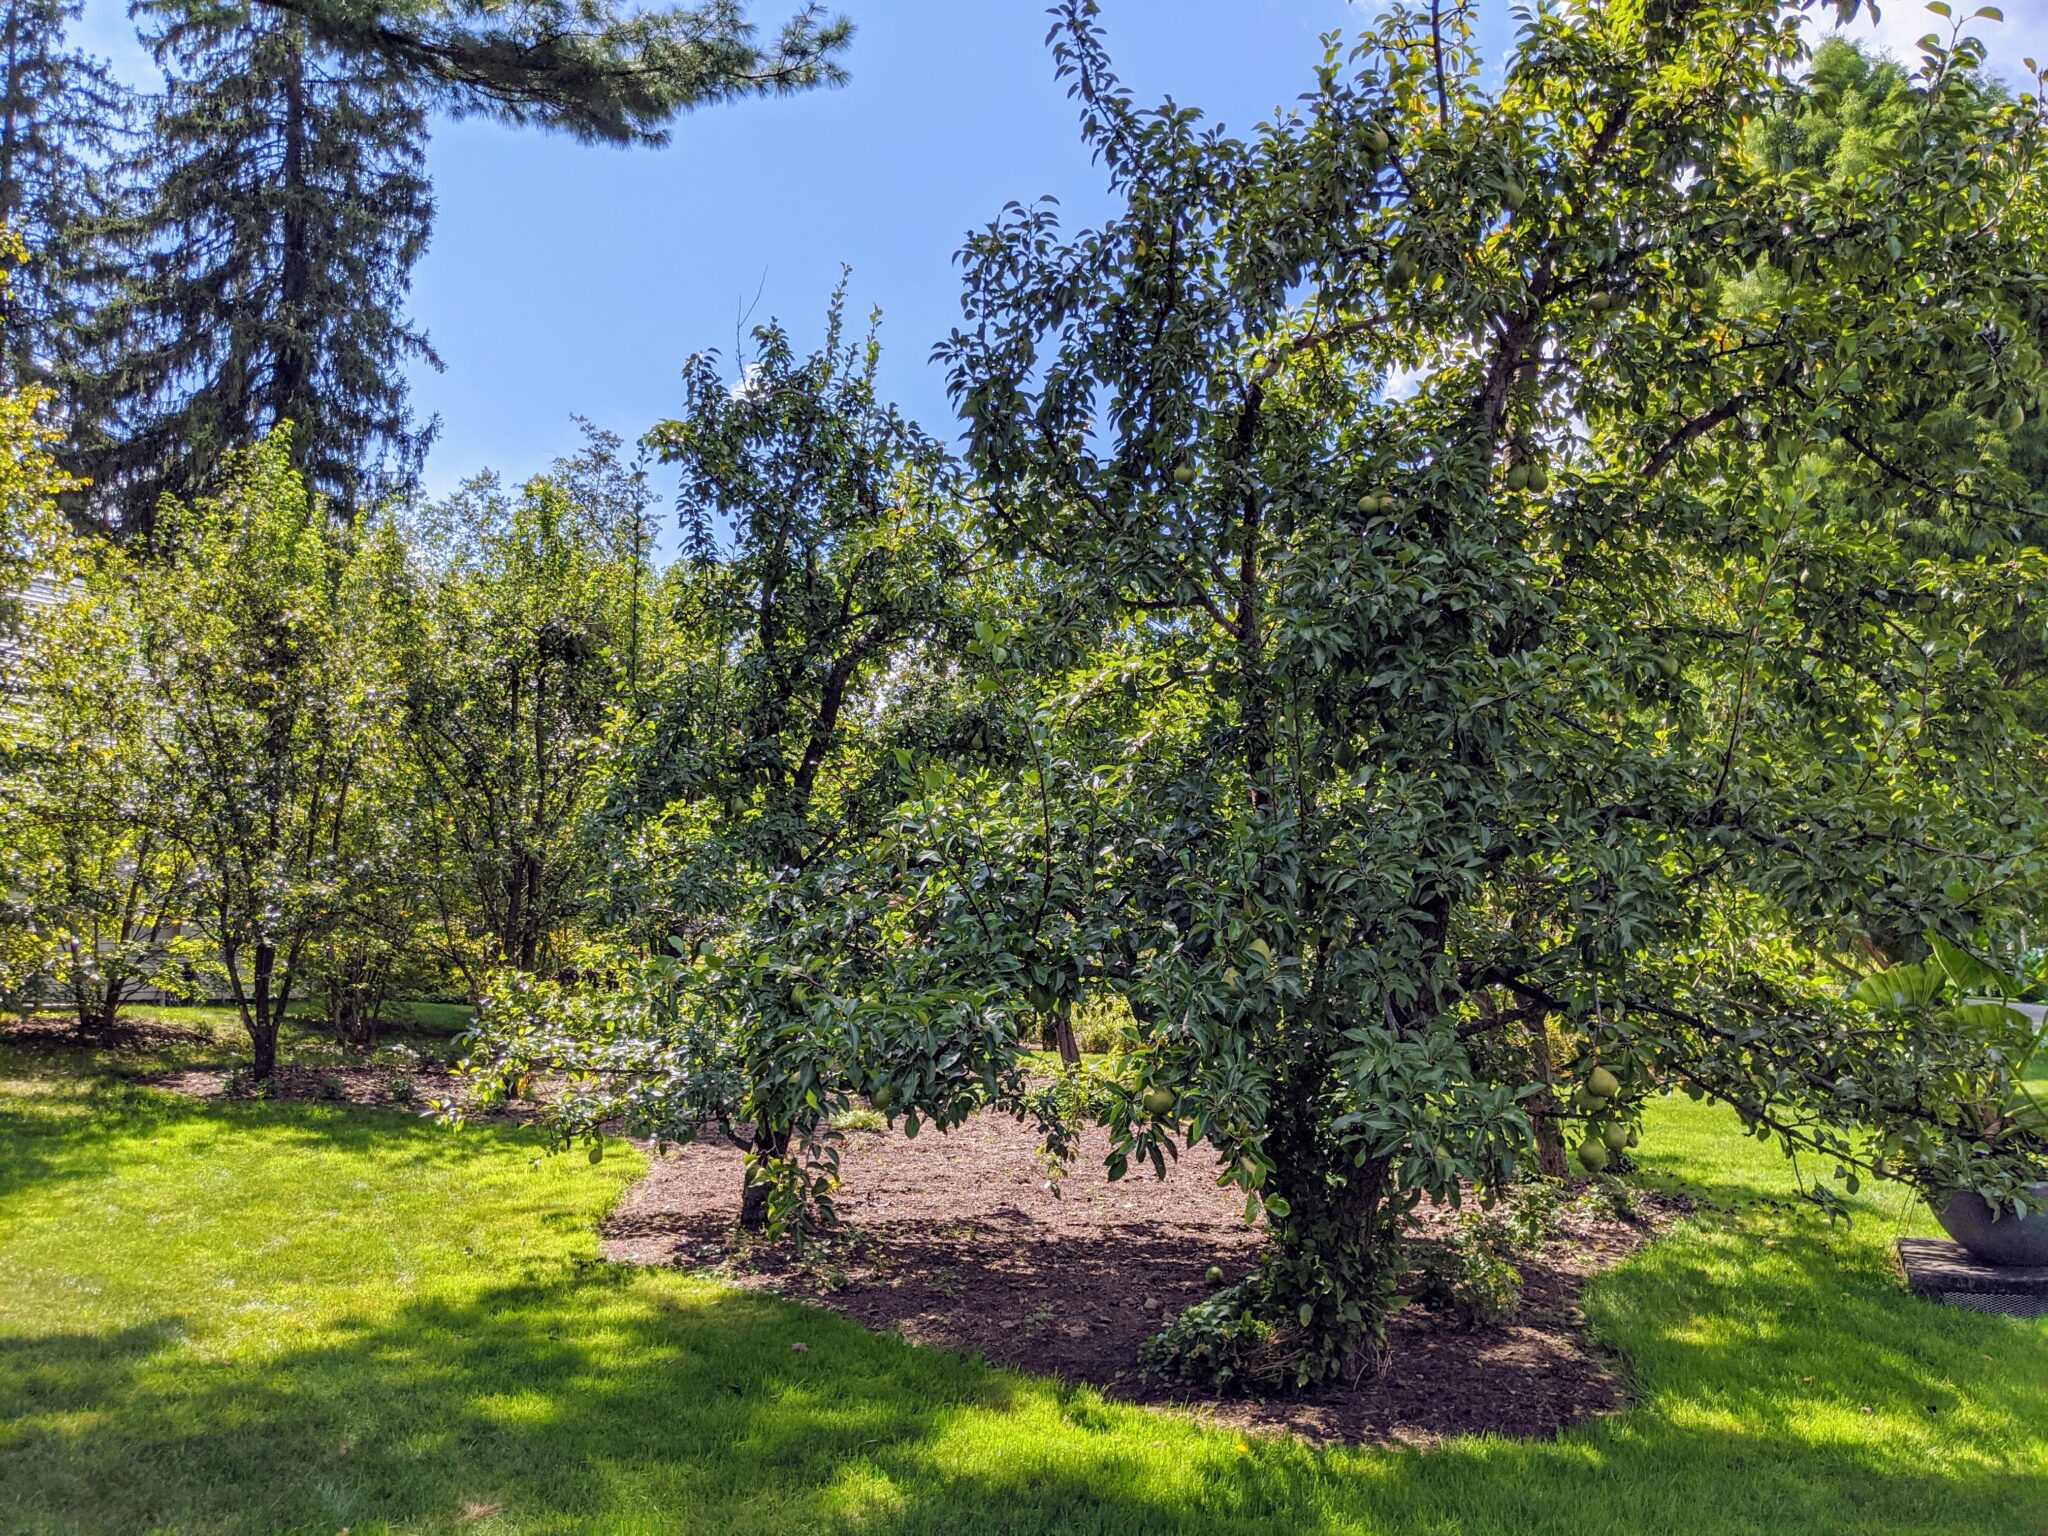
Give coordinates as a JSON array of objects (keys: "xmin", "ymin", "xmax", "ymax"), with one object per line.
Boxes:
[{"xmin": 1811, "ymin": 0, "xmax": 2048, "ymax": 81}]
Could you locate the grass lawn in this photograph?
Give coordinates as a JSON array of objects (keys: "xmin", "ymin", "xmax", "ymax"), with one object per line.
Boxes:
[{"xmin": 1, "ymin": 1034, "xmax": 2044, "ymax": 1535}]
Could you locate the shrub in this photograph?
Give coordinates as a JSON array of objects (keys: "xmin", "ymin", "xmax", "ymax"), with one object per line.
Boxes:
[
  {"xmin": 1139, "ymin": 1283, "xmax": 1283, "ymax": 1392},
  {"xmin": 1503, "ymin": 1177, "xmax": 1572, "ymax": 1247},
  {"xmin": 1412, "ymin": 1213, "xmax": 1525, "ymax": 1328}
]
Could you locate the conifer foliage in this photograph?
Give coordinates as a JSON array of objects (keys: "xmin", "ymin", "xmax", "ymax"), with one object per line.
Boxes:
[
  {"xmin": 83, "ymin": 0, "xmax": 851, "ymax": 534},
  {"xmin": 90, "ymin": 0, "xmax": 437, "ymax": 533},
  {"xmin": 0, "ymin": 0, "xmax": 129, "ymax": 436}
]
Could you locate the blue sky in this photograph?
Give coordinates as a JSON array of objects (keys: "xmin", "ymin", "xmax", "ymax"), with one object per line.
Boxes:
[{"xmin": 76, "ymin": 0, "xmax": 2048, "ymax": 535}]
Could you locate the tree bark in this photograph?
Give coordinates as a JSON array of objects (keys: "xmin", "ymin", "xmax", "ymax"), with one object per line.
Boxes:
[
  {"xmin": 1527, "ymin": 1014, "xmax": 1568, "ymax": 1179},
  {"xmin": 738, "ymin": 1121, "xmax": 792, "ymax": 1231},
  {"xmin": 249, "ymin": 940, "xmax": 279, "ymax": 1081},
  {"xmin": 1046, "ymin": 998, "xmax": 1081, "ymax": 1067}
]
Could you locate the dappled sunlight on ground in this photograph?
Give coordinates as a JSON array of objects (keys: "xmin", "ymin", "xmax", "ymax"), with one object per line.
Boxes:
[{"xmin": 0, "ymin": 1035, "xmax": 2043, "ymax": 1534}]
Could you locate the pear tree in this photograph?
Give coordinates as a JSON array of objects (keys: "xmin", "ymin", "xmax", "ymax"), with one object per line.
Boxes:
[{"xmin": 933, "ymin": 0, "xmax": 2048, "ymax": 1387}]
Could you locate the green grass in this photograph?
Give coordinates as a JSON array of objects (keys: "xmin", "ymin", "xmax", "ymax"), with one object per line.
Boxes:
[{"xmin": 1, "ymin": 1039, "xmax": 2044, "ymax": 1535}]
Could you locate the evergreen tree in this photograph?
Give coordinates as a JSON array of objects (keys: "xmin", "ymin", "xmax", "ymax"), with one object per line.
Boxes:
[
  {"xmin": 86, "ymin": 0, "xmax": 438, "ymax": 534},
  {"xmin": 90, "ymin": 0, "xmax": 852, "ymax": 535},
  {"xmin": 0, "ymin": 0, "xmax": 129, "ymax": 434}
]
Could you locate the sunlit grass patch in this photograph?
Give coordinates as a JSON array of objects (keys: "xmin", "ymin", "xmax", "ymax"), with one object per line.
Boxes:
[{"xmin": 0, "ymin": 1048, "xmax": 2042, "ymax": 1535}]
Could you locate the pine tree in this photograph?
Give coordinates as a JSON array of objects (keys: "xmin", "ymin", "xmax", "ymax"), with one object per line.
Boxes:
[
  {"xmin": 85, "ymin": 0, "xmax": 852, "ymax": 536},
  {"xmin": 84, "ymin": 0, "xmax": 437, "ymax": 534},
  {"xmin": 0, "ymin": 0, "xmax": 129, "ymax": 426}
]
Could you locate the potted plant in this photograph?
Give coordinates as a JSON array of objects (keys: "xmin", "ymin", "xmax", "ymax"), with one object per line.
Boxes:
[{"xmin": 1856, "ymin": 935, "xmax": 2048, "ymax": 1267}]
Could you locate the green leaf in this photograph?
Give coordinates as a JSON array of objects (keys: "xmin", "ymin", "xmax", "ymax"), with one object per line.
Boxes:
[
  {"xmin": 1926, "ymin": 932, "xmax": 2023, "ymax": 999},
  {"xmin": 1849, "ymin": 959, "xmax": 1945, "ymax": 1011}
]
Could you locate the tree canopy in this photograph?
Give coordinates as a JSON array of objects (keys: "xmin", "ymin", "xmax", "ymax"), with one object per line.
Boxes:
[{"xmin": 924, "ymin": 0, "xmax": 2048, "ymax": 1385}]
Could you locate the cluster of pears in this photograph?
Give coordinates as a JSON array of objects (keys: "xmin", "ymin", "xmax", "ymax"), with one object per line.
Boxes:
[{"xmin": 1571, "ymin": 1059, "xmax": 1641, "ymax": 1174}]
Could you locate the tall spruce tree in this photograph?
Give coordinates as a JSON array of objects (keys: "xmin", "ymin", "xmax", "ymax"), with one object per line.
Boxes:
[
  {"xmin": 90, "ymin": 0, "xmax": 851, "ymax": 534},
  {"xmin": 87, "ymin": 0, "xmax": 438, "ymax": 533},
  {"xmin": 0, "ymin": 0, "xmax": 128, "ymax": 425}
]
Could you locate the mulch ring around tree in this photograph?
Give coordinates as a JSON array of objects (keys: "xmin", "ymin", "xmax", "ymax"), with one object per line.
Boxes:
[{"xmin": 603, "ymin": 1111, "xmax": 1688, "ymax": 1446}]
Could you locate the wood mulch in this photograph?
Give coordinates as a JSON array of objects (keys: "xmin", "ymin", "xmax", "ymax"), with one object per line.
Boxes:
[
  {"xmin": 604, "ymin": 1111, "xmax": 1685, "ymax": 1446},
  {"xmin": 148, "ymin": 1064, "xmax": 477, "ymax": 1111},
  {"xmin": 2, "ymin": 1014, "xmax": 217, "ymax": 1050}
]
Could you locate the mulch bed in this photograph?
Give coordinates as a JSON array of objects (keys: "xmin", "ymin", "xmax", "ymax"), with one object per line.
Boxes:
[
  {"xmin": 604, "ymin": 1112, "xmax": 1685, "ymax": 1446},
  {"xmin": 148, "ymin": 1063, "xmax": 475, "ymax": 1111},
  {"xmin": 2, "ymin": 1014, "xmax": 217, "ymax": 1050}
]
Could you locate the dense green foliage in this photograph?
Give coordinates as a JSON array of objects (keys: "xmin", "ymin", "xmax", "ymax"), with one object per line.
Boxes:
[
  {"xmin": 384, "ymin": 430, "xmax": 653, "ymax": 982},
  {"xmin": 916, "ymin": 0, "xmax": 2048, "ymax": 1385},
  {"xmin": 126, "ymin": 434, "xmax": 394, "ymax": 1072},
  {"xmin": 0, "ymin": 0, "xmax": 128, "ymax": 421},
  {"xmin": 251, "ymin": 0, "xmax": 854, "ymax": 146},
  {"xmin": 0, "ymin": 0, "xmax": 848, "ymax": 532},
  {"xmin": 84, "ymin": 0, "xmax": 439, "ymax": 530},
  {"xmin": 6, "ymin": 556, "xmax": 201, "ymax": 1030},
  {"xmin": 467, "ymin": 299, "xmax": 1008, "ymax": 1228}
]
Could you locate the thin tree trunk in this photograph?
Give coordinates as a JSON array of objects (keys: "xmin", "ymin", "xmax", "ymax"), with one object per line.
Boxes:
[
  {"xmin": 738, "ymin": 1122, "xmax": 792, "ymax": 1232},
  {"xmin": 1527, "ymin": 1013, "xmax": 1568, "ymax": 1179},
  {"xmin": 249, "ymin": 940, "xmax": 279, "ymax": 1081},
  {"xmin": 1046, "ymin": 997, "xmax": 1080, "ymax": 1067}
]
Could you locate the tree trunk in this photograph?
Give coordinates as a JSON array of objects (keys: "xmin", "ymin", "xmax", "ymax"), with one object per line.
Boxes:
[
  {"xmin": 274, "ymin": 19, "xmax": 312, "ymax": 442},
  {"xmin": 249, "ymin": 941, "xmax": 279, "ymax": 1081},
  {"xmin": 1045, "ymin": 998, "xmax": 1081, "ymax": 1067},
  {"xmin": 1251, "ymin": 1137, "xmax": 1402, "ymax": 1386},
  {"xmin": 1527, "ymin": 1014, "xmax": 1568, "ymax": 1179},
  {"xmin": 738, "ymin": 1122, "xmax": 792, "ymax": 1232},
  {"xmin": 250, "ymin": 1020, "xmax": 278, "ymax": 1080}
]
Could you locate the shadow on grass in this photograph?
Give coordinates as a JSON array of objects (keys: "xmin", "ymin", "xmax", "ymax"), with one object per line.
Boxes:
[
  {"xmin": 2, "ymin": 1234, "xmax": 2044, "ymax": 1535},
  {"xmin": 3, "ymin": 1078, "xmax": 2044, "ymax": 1534}
]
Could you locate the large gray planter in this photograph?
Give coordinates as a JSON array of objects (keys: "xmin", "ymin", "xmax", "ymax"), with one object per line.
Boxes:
[{"xmin": 1934, "ymin": 1181, "xmax": 2048, "ymax": 1267}]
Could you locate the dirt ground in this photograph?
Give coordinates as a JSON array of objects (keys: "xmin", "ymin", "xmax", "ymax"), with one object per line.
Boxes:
[
  {"xmin": 150, "ymin": 1062, "xmax": 474, "ymax": 1110},
  {"xmin": 4, "ymin": 1014, "xmax": 217, "ymax": 1050},
  {"xmin": 604, "ymin": 1112, "xmax": 1682, "ymax": 1446}
]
